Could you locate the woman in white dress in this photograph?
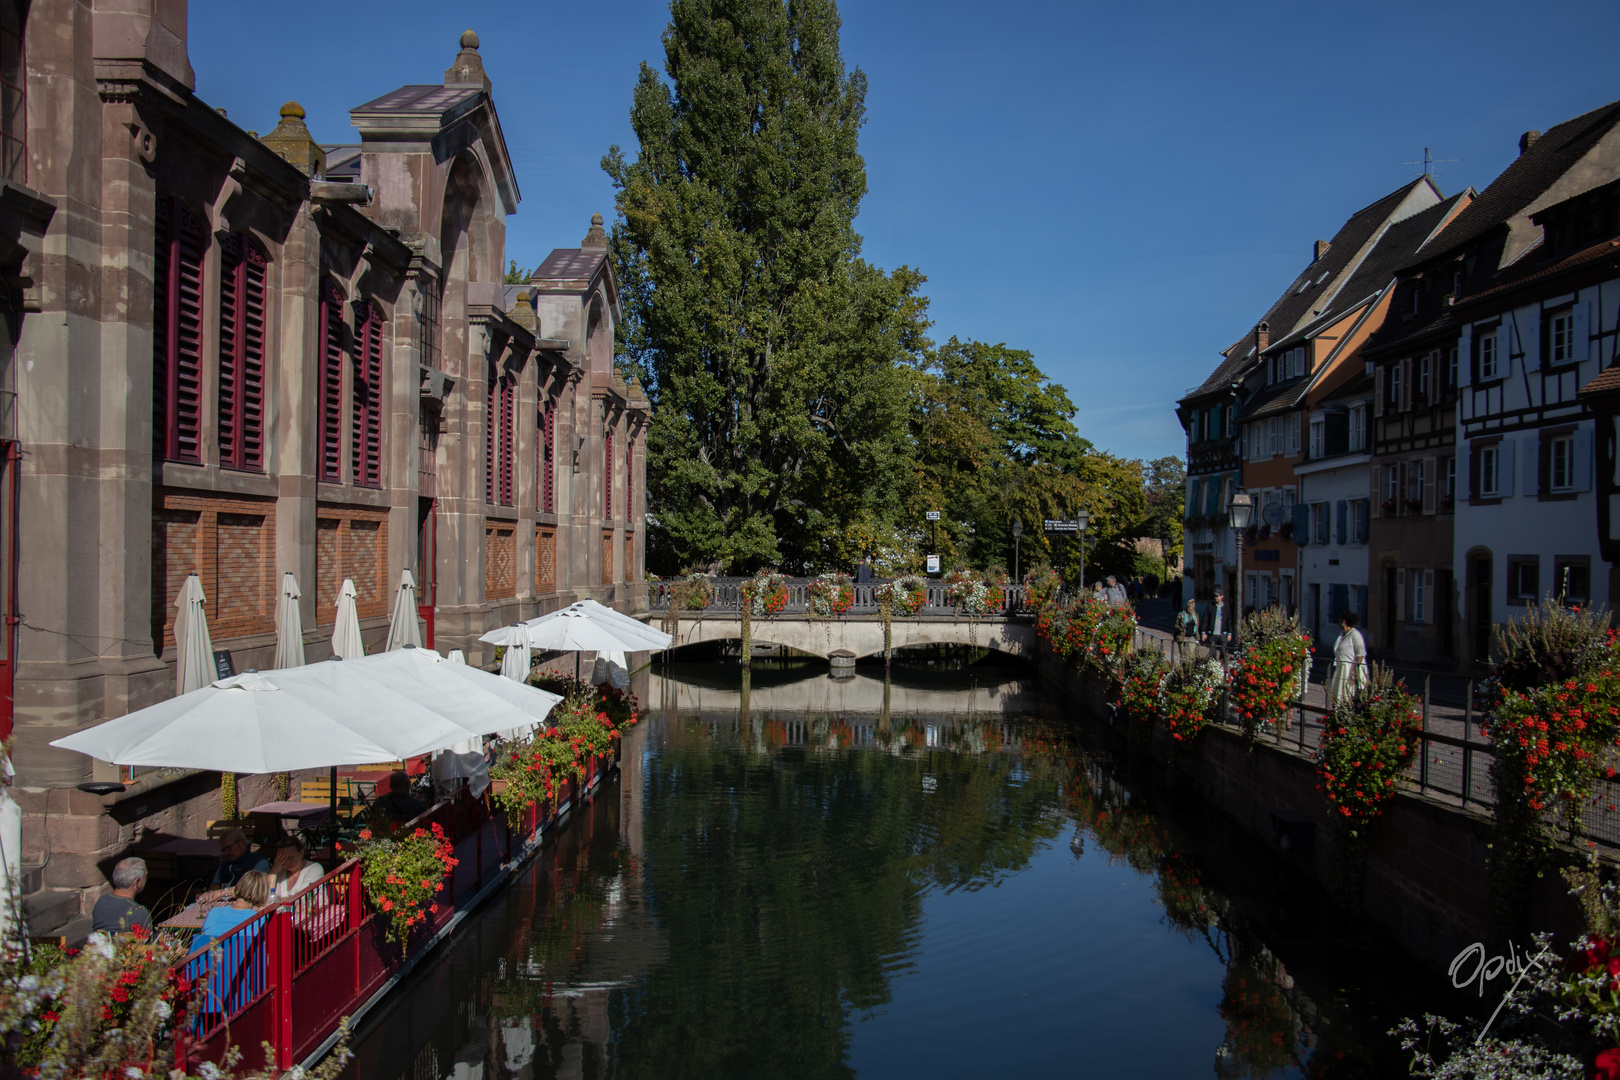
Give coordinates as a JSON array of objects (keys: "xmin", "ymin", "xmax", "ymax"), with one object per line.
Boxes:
[
  {"xmin": 1328, "ymin": 610, "xmax": 1369, "ymax": 707},
  {"xmin": 270, "ymin": 835, "xmax": 325, "ymax": 901}
]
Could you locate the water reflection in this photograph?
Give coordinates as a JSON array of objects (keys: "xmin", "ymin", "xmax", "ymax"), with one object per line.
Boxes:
[{"xmin": 345, "ymin": 664, "xmax": 1429, "ymax": 1080}]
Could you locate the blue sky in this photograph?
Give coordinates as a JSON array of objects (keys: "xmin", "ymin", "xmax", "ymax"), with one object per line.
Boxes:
[{"xmin": 192, "ymin": 1, "xmax": 1620, "ymax": 465}]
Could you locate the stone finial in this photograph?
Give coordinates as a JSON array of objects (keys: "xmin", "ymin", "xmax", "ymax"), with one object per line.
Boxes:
[
  {"xmin": 582, "ymin": 212, "xmax": 608, "ymax": 250},
  {"xmin": 509, "ymin": 289, "xmax": 538, "ymax": 332},
  {"xmin": 446, "ymin": 29, "xmax": 492, "ymax": 92},
  {"xmin": 259, "ymin": 101, "xmax": 326, "ymax": 177}
]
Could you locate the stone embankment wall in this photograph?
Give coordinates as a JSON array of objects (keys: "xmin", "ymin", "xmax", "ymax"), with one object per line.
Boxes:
[{"xmin": 1039, "ymin": 654, "xmax": 1583, "ymax": 977}]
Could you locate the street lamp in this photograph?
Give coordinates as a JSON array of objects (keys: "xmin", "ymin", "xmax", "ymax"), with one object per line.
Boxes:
[
  {"xmin": 1227, "ymin": 491, "xmax": 1253, "ymax": 646},
  {"xmin": 1075, "ymin": 509, "xmax": 1090, "ymax": 591},
  {"xmin": 1011, "ymin": 520, "xmax": 1023, "ymax": 582}
]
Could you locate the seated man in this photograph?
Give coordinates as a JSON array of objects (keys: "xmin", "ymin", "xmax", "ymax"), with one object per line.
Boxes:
[
  {"xmin": 370, "ymin": 770, "xmax": 428, "ymax": 824},
  {"xmin": 212, "ymin": 827, "xmax": 270, "ymax": 889},
  {"xmin": 91, "ymin": 856, "xmax": 153, "ymax": 935}
]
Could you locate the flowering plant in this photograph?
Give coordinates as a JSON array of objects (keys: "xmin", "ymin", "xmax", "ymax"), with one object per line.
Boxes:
[
  {"xmin": 355, "ymin": 821, "xmax": 458, "ymax": 952},
  {"xmin": 1314, "ymin": 663, "xmax": 1421, "ymax": 830},
  {"xmin": 1023, "ymin": 564, "xmax": 1063, "ymax": 611},
  {"xmin": 490, "ymin": 728, "xmax": 581, "ymax": 821},
  {"xmin": 1034, "ymin": 601, "xmax": 1073, "ymax": 657},
  {"xmin": 1228, "ymin": 609, "xmax": 1311, "ymax": 737},
  {"xmin": 1064, "ymin": 599, "xmax": 1137, "ymax": 679},
  {"xmin": 806, "ymin": 572, "xmax": 854, "ymax": 617},
  {"xmin": 671, "ymin": 572, "xmax": 714, "ymax": 611},
  {"xmin": 532, "ymin": 674, "xmax": 641, "ymax": 732},
  {"xmin": 1161, "ymin": 652, "xmax": 1225, "ymax": 742},
  {"xmin": 1119, "ymin": 648, "xmax": 1171, "ymax": 724},
  {"xmin": 945, "ymin": 567, "xmax": 1008, "ymax": 616},
  {"xmin": 742, "ymin": 569, "xmax": 790, "ymax": 616},
  {"xmin": 875, "ymin": 575, "xmax": 928, "ymax": 616}
]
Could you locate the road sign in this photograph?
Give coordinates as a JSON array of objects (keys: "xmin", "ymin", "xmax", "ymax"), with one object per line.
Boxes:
[
  {"xmin": 925, "ymin": 511, "xmax": 941, "ymax": 521},
  {"xmin": 1262, "ymin": 502, "xmax": 1285, "ymax": 526},
  {"xmin": 1043, "ymin": 519, "xmax": 1083, "ymax": 533}
]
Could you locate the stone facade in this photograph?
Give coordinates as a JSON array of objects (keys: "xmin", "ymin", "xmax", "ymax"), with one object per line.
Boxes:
[{"xmin": 0, "ymin": 5, "xmax": 647, "ymax": 933}]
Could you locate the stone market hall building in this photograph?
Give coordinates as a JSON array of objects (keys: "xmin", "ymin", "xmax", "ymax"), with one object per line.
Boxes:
[{"xmin": 0, "ymin": 4, "xmax": 647, "ymax": 935}]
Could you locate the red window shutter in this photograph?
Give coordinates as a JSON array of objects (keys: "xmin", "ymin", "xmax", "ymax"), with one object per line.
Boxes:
[
  {"xmin": 351, "ymin": 301, "xmax": 383, "ymax": 488},
  {"xmin": 318, "ymin": 281, "xmax": 345, "ymax": 483},
  {"xmin": 498, "ymin": 375, "xmax": 515, "ymax": 506},
  {"xmin": 604, "ymin": 429, "xmax": 613, "ymax": 518},
  {"xmin": 153, "ymin": 196, "xmax": 204, "ymax": 463},
  {"xmin": 485, "ymin": 362, "xmax": 497, "ymax": 505},
  {"xmin": 218, "ymin": 236, "xmax": 268, "ymax": 472}
]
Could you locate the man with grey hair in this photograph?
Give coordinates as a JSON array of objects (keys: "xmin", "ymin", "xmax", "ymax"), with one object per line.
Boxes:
[
  {"xmin": 91, "ymin": 856, "xmax": 153, "ymax": 934},
  {"xmin": 212, "ymin": 826, "xmax": 269, "ymax": 887}
]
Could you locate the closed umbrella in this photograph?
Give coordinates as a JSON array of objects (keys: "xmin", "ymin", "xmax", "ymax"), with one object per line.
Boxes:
[
  {"xmin": 331, "ymin": 578, "xmax": 364, "ymax": 660},
  {"xmin": 498, "ymin": 628, "xmax": 531, "ymax": 683},
  {"xmin": 174, "ymin": 574, "xmax": 214, "ymax": 695},
  {"xmin": 273, "ymin": 573, "xmax": 305, "ymax": 670},
  {"xmin": 49, "ymin": 648, "xmax": 562, "ymax": 773},
  {"xmin": 384, "ymin": 569, "xmax": 422, "ymax": 651},
  {"xmin": 446, "ymin": 649, "xmax": 467, "ymax": 665}
]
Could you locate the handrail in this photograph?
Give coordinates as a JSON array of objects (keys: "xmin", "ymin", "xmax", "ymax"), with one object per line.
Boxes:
[{"xmin": 650, "ymin": 576, "xmax": 1033, "ymax": 617}]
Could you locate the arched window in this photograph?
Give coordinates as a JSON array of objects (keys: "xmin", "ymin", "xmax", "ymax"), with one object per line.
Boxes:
[
  {"xmin": 153, "ymin": 196, "xmax": 204, "ymax": 463},
  {"xmin": 352, "ymin": 299, "xmax": 384, "ymax": 488},
  {"xmin": 218, "ymin": 235, "xmax": 267, "ymax": 472}
]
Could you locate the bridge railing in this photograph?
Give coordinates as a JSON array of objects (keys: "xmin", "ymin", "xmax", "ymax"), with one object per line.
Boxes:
[{"xmin": 649, "ymin": 577, "xmax": 1031, "ymax": 617}]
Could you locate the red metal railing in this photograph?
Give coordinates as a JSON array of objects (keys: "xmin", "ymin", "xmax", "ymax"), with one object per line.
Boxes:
[{"xmin": 173, "ymin": 754, "xmax": 607, "ymax": 1072}]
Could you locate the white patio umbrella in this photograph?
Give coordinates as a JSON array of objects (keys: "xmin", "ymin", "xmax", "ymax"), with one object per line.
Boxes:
[
  {"xmin": 49, "ymin": 647, "xmax": 562, "ymax": 774},
  {"xmin": 331, "ymin": 578, "xmax": 364, "ymax": 660},
  {"xmin": 384, "ymin": 569, "xmax": 422, "ymax": 651},
  {"xmin": 174, "ymin": 574, "xmax": 214, "ymax": 695},
  {"xmin": 273, "ymin": 572, "xmax": 305, "ymax": 670},
  {"xmin": 551, "ymin": 599, "xmax": 672, "ymax": 651}
]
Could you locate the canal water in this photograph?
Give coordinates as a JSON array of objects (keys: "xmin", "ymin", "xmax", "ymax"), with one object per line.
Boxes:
[{"xmin": 344, "ymin": 655, "xmax": 1449, "ymax": 1079}]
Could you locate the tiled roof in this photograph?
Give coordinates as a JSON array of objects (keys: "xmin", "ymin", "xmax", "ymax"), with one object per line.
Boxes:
[
  {"xmin": 529, "ymin": 248, "xmax": 607, "ymax": 290},
  {"xmin": 1580, "ymin": 361, "xmax": 1620, "ymax": 399},
  {"xmin": 1466, "ymin": 237, "xmax": 1620, "ymax": 304},
  {"xmin": 1412, "ymin": 97, "xmax": 1620, "ymax": 266},
  {"xmin": 1318, "ymin": 369, "xmax": 1374, "ymax": 406},
  {"xmin": 351, "ymin": 84, "xmax": 484, "ymax": 121},
  {"xmin": 1182, "ymin": 178, "xmax": 1438, "ymax": 403},
  {"xmin": 1237, "ymin": 376, "xmax": 1309, "ymax": 421},
  {"xmin": 320, "ymin": 144, "xmax": 362, "ymax": 182}
]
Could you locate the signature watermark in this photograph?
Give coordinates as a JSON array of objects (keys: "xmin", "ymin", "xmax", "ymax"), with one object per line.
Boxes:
[{"xmin": 1449, "ymin": 940, "xmax": 1553, "ymax": 1040}]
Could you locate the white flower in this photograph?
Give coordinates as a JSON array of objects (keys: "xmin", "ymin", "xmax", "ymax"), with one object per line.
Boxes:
[
  {"xmin": 86, "ymin": 932, "xmax": 115, "ymax": 959},
  {"xmin": 154, "ymin": 999, "xmax": 170, "ymax": 1020},
  {"xmin": 198, "ymin": 1062, "xmax": 223, "ymax": 1080},
  {"xmin": 17, "ymin": 974, "xmax": 38, "ymax": 992}
]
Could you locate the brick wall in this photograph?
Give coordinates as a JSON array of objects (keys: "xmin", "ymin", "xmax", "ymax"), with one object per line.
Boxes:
[
  {"xmin": 150, "ymin": 489, "xmax": 277, "ymax": 648},
  {"xmin": 486, "ymin": 521, "xmax": 516, "ymax": 600},
  {"xmin": 535, "ymin": 525, "xmax": 555, "ymax": 593},
  {"xmin": 315, "ymin": 504, "xmax": 390, "ymax": 621}
]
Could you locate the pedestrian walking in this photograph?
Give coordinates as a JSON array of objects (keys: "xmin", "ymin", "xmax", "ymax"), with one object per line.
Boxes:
[
  {"xmin": 1328, "ymin": 610, "xmax": 1369, "ymax": 707},
  {"xmin": 1174, "ymin": 598, "xmax": 1199, "ymax": 641},
  {"xmin": 1091, "ymin": 581, "xmax": 1107, "ymax": 604},
  {"xmin": 856, "ymin": 556, "xmax": 873, "ymax": 584},
  {"xmin": 1201, "ymin": 588, "xmax": 1228, "ymax": 647},
  {"xmin": 1105, "ymin": 575, "xmax": 1128, "ymax": 605}
]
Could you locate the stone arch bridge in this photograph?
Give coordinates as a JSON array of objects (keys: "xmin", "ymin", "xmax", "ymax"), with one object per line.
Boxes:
[{"xmin": 652, "ymin": 578, "xmax": 1038, "ymax": 660}]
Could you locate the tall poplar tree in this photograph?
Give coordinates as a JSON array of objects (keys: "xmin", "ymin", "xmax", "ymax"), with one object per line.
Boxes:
[{"xmin": 603, "ymin": 0, "xmax": 929, "ymax": 574}]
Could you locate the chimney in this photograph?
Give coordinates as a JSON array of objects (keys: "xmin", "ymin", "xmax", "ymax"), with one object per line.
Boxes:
[
  {"xmin": 1255, "ymin": 321, "xmax": 1270, "ymax": 355},
  {"xmin": 1313, "ymin": 239, "xmax": 1331, "ymax": 262},
  {"xmin": 1519, "ymin": 130, "xmax": 1542, "ymax": 156}
]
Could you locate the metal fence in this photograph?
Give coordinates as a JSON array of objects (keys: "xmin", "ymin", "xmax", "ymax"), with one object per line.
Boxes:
[
  {"xmin": 1129, "ymin": 626, "xmax": 1620, "ymax": 847},
  {"xmin": 649, "ymin": 576, "xmax": 1035, "ymax": 617}
]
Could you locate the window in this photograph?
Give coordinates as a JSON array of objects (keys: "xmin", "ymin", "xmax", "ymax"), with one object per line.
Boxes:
[
  {"xmin": 486, "ymin": 369, "xmax": 515, "ymax": 506},
  {"xmin": 1312, "ymin": 503, "xmax": 1329, "ymax": 545},
  {"xmin": 0, "ymin": 0, "xmax": 22, "ymax": 183},
  {"xmin": 1389, "ymin": 361, "xmax": 1403, "ymax": 411},
  {"xmin": 1478, "ymin": 331, "xmax": 1500, "ymax": 381},
  {"xmin": 1288, "ymin": 347, "xmax": 1306, "ymax": 379},
  {"xmin": 351, "ymin": 300, "xmax": 384, "ymax": 489},
  {"xmin": 1224, "ymin": 405, "xmax": 1233, "ymax": 438},
  {"xmin": 218, "ymin": 236, "xmax": 268, "ymax": 473},
  {"xmin": 1286, "ymin": 417, "xmax": 1301, "ymax": 455},
  {"xmin": 1481, "ymin": 444, "xmax": 1500, "ymax": 498},
  {"xmin": 537, "ymin": 399, "xmax": 555, "ymax": 514},
  {"xmin": 1309, "ymin": 419, "xmax": 1325, "ymax": 459},
  {"xmin": 317, "ymin": 280, "xmax": 345, "ymax": 483},
  {"xmin": 418, "ymin": 273, "xmax": 442, "ymax": 372},
  {"xmin": 1348, "ymin": 405, "xmax": 1367, "ymax": 452},
  {"xmin": 1443, "ymin": 457, "xmax": 1456, "ymax": 508},
  {"xmin": 153, "ymin": 196, "xmax": 205, "ymax": 464},
  {"xmin": 1384, "ymin": 465, "xmax": 1399, "ymax": 513},
  {"xmin": 1447, "ymin": 346, "xmax": 1458, "ymax": 389},
  {"xmin": 1554, "ymin": 556, "xmax": 1591, "ymax": 603},
  {"xmin": 604, "ymin": 428, "xmax": 614, "ymax": 518},
  {"xmin": 1418, "ymin": 355, "xmax": 1431, "ymax": 401},
  {"xmin": 1549, "ymin": 309, "xmax": 1575, "ymax": 365},
  {"xmin": 1267, "ymin": 418, "xmax": 1281, "ymax": 456},
  {"xmin": 1407, "ymin": 459, "xmax": 1424, "ymax": 513},
  {"xmin": 1551, "ymin": 434, "xmax": 1576, "ymax": 492},
  {"xmin": 1508, "ymin": 555, "xmax": 1540, "ymax": 604},
  {"xmin": 1410, "ymin": 568, "xmax": 1429, "ymax": 623},
  {"xmin": 1349, "ymin": 499, "xmax": 1368, "ymax": 544}
]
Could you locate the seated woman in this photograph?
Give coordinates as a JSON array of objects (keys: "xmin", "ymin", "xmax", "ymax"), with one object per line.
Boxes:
[
  {"xmin": 270, "ymin": 836, "xmax": 325, "ymax": 901},
  {"xmin": 191, "ymin": 869, "xmax": 270, "ymax": 954}
]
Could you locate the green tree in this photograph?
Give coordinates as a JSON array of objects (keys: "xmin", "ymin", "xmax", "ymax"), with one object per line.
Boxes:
[
  {"xmin": 503, "ymin": 259, "xmax": 532, "ymax": 284},
  {"xmin": 603, "ymin": 0, "xmax": 928, "ymax": 574}
]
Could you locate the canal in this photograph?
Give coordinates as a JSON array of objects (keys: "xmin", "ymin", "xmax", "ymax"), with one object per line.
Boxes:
[{"xmin": 343, "ymin": 654, "xmax": 1450, "ymax": 1079}]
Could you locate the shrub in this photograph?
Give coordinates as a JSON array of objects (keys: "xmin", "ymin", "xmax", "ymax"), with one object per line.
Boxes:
[{"xmin": 1315, "ymin": 663, "xmax": 1422, "ymax": 831}]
